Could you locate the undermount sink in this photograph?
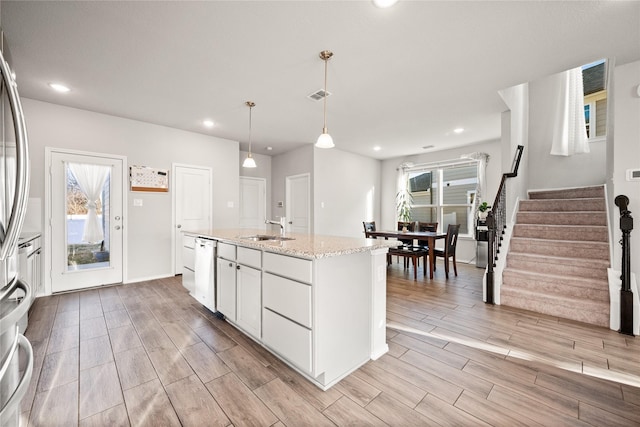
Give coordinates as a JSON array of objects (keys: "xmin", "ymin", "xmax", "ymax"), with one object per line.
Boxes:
[{"xmin": 240, "ymin": 235, "xmax": 295, "ymax": 242}]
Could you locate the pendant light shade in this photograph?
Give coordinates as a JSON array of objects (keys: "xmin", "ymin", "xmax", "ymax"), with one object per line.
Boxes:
[
  {"xmin": 243, "ymin": 101, "xmax": 257, "ymax": 168},
  {"xmin": 316, "ymin": 50, "xmax": 335, "ymax": 149}
]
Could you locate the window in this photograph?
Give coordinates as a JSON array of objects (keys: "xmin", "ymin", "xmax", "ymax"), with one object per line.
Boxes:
[
  {"xmin": 582, "ymin": 60, "xmax": 607, "ymax": 141},
  {"xmin": 406, "ymin": 161, "xmax": 478, "ymax": 237}
]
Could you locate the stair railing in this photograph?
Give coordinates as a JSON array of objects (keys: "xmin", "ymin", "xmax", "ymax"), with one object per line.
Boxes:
[
  {"xmin": 486, "ymin": 145, "xmax": 524, "ymax": 304},
  {"xmin": 615, "ymin": 195, "xmax": 634, "ymax": 336}
]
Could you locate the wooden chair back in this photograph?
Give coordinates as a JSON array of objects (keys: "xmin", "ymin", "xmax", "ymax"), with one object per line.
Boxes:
[
  {"xmin": 444, "ymin": 224, "xmax": 460, "ymax": 257},
  {"xmin": 363, "ymin": 221, "xmax": 376, "ymax": 237},
  {"xmin": 418, "ymin": 222, "xmax": 438, "ymax": 232}
]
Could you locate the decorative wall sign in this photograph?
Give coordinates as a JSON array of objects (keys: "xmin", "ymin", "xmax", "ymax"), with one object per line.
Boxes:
[{"xmin": 130, "ymin": 165, "xmax": 169, "ymax": 192}]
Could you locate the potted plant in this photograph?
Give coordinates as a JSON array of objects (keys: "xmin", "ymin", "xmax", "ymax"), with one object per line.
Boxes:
[
  {"xmin": 92, "ymin": 240, "xmax": 110, "ymax": 262},
  {"xmin": 478, "ymin": 201, "xmax": 491, "ymax": 220},
  {"xmin": 396, "ymin": 188, "xmax": 413, "ymax": 232}
]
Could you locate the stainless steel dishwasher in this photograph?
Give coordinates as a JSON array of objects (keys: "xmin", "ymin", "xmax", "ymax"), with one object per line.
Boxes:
[{"xmin": 194, "ymin": 237, "xmax": 216, "ymax": 312}]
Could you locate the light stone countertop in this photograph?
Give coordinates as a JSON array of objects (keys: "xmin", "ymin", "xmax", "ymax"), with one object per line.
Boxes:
[{"xmin": 184, "ymin": 228, "xmax": 398, "ymax": 259}]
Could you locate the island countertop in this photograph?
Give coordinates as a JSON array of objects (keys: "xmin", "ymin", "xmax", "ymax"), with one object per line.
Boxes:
[{"xmin": 183, "ymin": 228, "xmax": 397, "ymax": 259}]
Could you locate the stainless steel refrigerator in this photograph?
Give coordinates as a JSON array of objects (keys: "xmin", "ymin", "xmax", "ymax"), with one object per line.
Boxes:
[{"xmin": 0, "ymin": 28, "xmax": 34, "ymax": 427}]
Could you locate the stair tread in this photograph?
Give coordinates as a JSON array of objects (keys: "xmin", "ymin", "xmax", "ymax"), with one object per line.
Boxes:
[
  {"xmin": 510, "ymin": 236, "xmax": 609, "ymax": 246},
  {"xmin": 503, "ymin": 267, "xmax": 608, "ymax": 286},
  {"xmin": 507, "ymin": 252, "xmax": 610, "ymax": 267},
  {"xmin": 501, "ymin": 287, "xmax": 609, "ymax": 309}
]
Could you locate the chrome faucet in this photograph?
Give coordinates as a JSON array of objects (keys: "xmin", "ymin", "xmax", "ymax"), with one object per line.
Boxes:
[{"xmin": 265, "ymin": 217, "xmax": 286, "ymax": 236}]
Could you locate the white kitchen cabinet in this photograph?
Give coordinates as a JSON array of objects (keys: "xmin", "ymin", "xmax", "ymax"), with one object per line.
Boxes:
[
  {"xmin": 182, "ymin": 234, "xmax": 196, "ymax": 293},
  {"xmin": 263, "ymin": 308, "xmax": 312, "ymax": 373},
  {"xmin": 216, "ymin": 250, "xmax": 237, "ymax": 321},
  {"xmin": 200, "ymin": 230, "xmax": 390, "ymax": 391},
  {"xmin": 236, "ymin": 264, "xmax": 261, "ymax": 338},
  {"xmin": 217, "ymin": 244, "xmax": 261, "ymax": 338}
]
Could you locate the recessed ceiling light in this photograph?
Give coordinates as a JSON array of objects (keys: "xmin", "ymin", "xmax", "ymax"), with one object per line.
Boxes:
[
  {"xmin": 48, "ymin": 83, "xmax": 70, "ymax": 93},
  {"xmin": 266, "ymin": 146, "xmax": 273, "ymax": 151},
  {"xmin": 373, "ymin": 146, "xmax": 382, "ymax": 151},
  {"xmin": 203, "ymin": 119, "xmax": 214, "ymax": 128},
  {"xmin": 372, "ymin": 0, "xmax": 399, "ymax": 8},
  {"xmin": 453, "ymin": 127, "xmax": 464, "ymax": 134}
]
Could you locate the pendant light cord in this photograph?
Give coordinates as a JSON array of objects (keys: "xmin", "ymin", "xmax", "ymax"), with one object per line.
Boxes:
[{"xmin": 323, "ymin": 57, "xmax": 328, "ymax": 132}]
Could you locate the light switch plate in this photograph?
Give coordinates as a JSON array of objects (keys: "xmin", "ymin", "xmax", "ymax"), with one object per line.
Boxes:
[{"xmin": 133, "ymin": 199, "xmax": 143, "ymax": 207}]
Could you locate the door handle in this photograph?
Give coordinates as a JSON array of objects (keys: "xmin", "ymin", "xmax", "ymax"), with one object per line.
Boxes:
[
  {"xmin": 115, "ymin": 216, "xmax": 121, "ymax": 221},
  {"xmin": 115, "ymin": 225, "xmax": 121, "ymax": 230},
  {"xmin": 288, "ymin": 221, "xmax": 293, "ymax": 224},
  {"xmin": 177, "ymin": 224, "xmax": 182, "ymax": 229},
  {"xmin": 236, "ymin": 265, "xmax": 241, "ymax": 270},
  {"xmin": 0, "ymin": 51, "xmax": 30, "ymax": 261}
]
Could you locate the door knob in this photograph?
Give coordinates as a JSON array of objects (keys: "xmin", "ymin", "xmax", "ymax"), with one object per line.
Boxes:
[
  {"xmin": 115, "ymin": 216, "xmax": 121, "ymax": 221},
  {"xmin": 115, "ymin": 225, "xmax": 121, "ymax": 230},
  {"xmin": 288, "ymin": 221, "xmax": 293, "ymax": 224},
  {"xmin": 177, "ymin": 224, "xmax": 182, "ymax": 229}
]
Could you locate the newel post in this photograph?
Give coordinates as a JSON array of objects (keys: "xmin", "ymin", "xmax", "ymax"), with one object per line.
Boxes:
[
  {"xmin": 485, "ymin": 210, "xmax": 495, "ymax": 304},
  {"xmin": 615, "ymin": 195, "xmax": 634, "ymax": 336}
]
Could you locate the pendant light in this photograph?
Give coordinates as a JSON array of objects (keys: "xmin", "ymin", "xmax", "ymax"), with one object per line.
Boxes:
[
  {"xmin": 242, "ymin": 101, "xmax": 257, "ymax": 168},
  {"xmin": 316, "ymin": 50, "xmax": 335, "ymax": 149}
]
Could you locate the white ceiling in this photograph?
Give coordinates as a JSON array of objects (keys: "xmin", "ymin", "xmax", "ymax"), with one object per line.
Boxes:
[{"xmin": 2, "ymin": 1, "xmax": 639, "ymax": 159}]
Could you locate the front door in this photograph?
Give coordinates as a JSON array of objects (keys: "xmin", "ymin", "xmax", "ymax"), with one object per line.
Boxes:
[
  {"xmin": 173, "ymin": 164, "xmax": 212, "ymax": 274},
  {"xmin": 285, "ymin": 173, "xmax": 310, "ymax": 234},
  {"xmin": 49, "ymin": 149, "xmax": 125, "ymax": 293}
]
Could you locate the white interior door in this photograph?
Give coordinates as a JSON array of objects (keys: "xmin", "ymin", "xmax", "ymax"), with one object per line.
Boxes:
[
  {"xmin": 49, "ymin": 150, "xmax": 125, "ymax": 293},
  {"xmin": 173, "ymin": 164, "xmax": 212, "ymax": 274},
  {"xmin": 239, "ymin": 177, "xmax": 266, "ymax": 229},
  {"xmin": 285, "ymin": 173, "xmax": 310, "ymax": 234}
]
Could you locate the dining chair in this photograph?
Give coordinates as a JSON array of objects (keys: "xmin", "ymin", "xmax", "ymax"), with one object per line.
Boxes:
[
  {"xmin": 433, "ymin": 224, "xmax": 460, "ymax": 278},
  {"xmin": 417, "ymin": 222, "xmax": 438, "ymax": 251},
  {"xmin": 363, "ymin": 221, "xmax": 376, "ymax": 237},
  {"xmin": 388, "ymin": 246, "xmax": 428, "ymax": 280}
]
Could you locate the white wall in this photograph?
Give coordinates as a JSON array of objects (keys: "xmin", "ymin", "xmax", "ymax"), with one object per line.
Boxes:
[
  {"xmin": 271, "ymin": 144, "xmax": 314, "ymax": 230},
  {"xmin": 23, "ymin": 99, "xmax": 239, "ymax": 283},
  {"xmin": 314, "ymin": 148, "xmax": 381, "ymax": 238},
  {"xmin": 528, "ymin": 71, "xmax": 607, "ymax": 190},
  {"xmin": 612, "ymin": 61, "xmax": 640, "ymax": 274},
  {"xmin": 380, "ymin": 139, "xmax": 502, "ymax": 263},
  {"xmin": 239, "ymin": 150, "xmax": 272, "ymax": 219}
]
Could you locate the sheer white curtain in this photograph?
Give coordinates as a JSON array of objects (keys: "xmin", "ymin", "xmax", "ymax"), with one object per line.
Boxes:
[
  {"xmin": 550, "ymin": 66, "xmax": 590, "ymax": 156},
  {"xmin": 69, "ymin": 162, "xmax": 110, "ymax": 244},
  {"xmin": 461, "ymin": 152, "xmax": 489, "ymax": 219}
]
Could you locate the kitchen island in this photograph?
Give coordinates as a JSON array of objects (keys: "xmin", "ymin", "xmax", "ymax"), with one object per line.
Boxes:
[{"xmin": 183, "ymin": 228, "xmax": 396, "ymax": 390}]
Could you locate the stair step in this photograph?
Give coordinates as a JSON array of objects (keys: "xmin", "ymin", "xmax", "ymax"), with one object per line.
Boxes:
[
  {"xmin": 502, "ymin": 268, "xmax": 609, "ymax": 301},
  {"xmin": 510, "ymin": 237, "xmax": 609, "ymax": 260},
  {"xmin": 516, "ymin": 211, "xmax": 607, "ymax": 226},
  {"xmin": 506, "ymin": 253, "xmax": 609, "ymax": 280},
  {"xmin": 513, "ymin": 224, "xmax": 608, "ymax": 242},
  {"xmin": 519, "ymin": 198, "xmax": 606, "ymax": 212},
  {"xmin": 528, "ymin": 185, "xmax": 605, "ymax": 200},
  {"xmin": 501, "ymin": 287, "xmax": 609, "ymax": 328}
]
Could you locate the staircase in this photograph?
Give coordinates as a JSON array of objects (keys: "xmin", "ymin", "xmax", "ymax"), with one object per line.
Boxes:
[{"xmin": 501, "ymin": 185, "xmax": 610, "ymax": 327}]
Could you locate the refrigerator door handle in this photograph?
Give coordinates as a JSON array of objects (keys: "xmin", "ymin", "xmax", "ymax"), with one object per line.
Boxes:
[
  {"xmin": 0, "ymin": 49, "xmax": 30, "ymax": 261},
  {"xmin": 0, "ymin": 334, "xmax": 33, "ymax": 423},
  {"xmin": 0, "ymin": 277, "xmax": 31, "ymax": 335}
]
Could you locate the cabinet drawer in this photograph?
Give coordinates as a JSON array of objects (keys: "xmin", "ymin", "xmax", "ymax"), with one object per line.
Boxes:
[
  {"xmin": 182, "ymin": 234, "xmax": 196, "ymax": 249},
  {"xmin": 263, "ymin": 308, "xmax": 312, "ymax": 374},
  {"xmin": 263, "ymin": 273, "xmax": 311, "ymax": 328},
  {"xmin": 218, "ymin": 242, "xmax": 236, "ymax": 261},
  {"xmin": 182, "ymin": 267, "xmax": 195, "ymax": 294},
  {"xmin": 237, "ymin": 247, "xmax": 261, "ymax": 269},
  {"xmin": 263, "ymin": 252, "xmax": 312, "ymax": 284},
  {"xmin": 183, "ymin": 247, "xmax": 195, "ymax": 270}
]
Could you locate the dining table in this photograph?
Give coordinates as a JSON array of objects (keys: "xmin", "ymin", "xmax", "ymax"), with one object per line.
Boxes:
[{"xmin": 365, "ymin": 230, "xmax": 447, "ymax": 279}]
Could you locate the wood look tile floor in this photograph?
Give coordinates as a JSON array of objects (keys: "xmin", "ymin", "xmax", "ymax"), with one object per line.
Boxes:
[{"xmin": 20, "ymin": 261, "xmax": 639, "ymax": 426}]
